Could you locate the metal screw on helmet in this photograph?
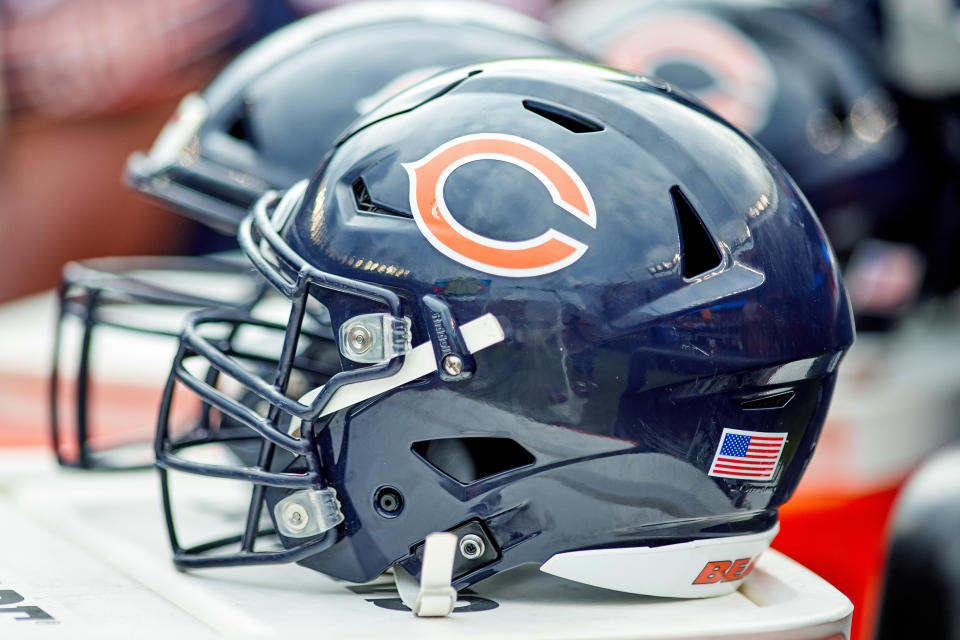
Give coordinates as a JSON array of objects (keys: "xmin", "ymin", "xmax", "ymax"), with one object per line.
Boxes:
[
  {"xmin": 338, "ymin": 313, "xmax": 412, "ymax": 364},
  {"xmin": 459, "ymin": 534, "xmax": 485, "ymax": 560},
  {"xmin": 375, "ymin": 487, "xmax": 403, "ymax": 516},
  {"xmin": 347, "ymin": 325, "xmax": 372, "ymax": 355},
  {"xmin": 282, "ymin": 502, "xmax": 310, "ymax": 533},
  {"xmin": 442, "ymin": 354, "xmax": 463, "ymax": 376}
]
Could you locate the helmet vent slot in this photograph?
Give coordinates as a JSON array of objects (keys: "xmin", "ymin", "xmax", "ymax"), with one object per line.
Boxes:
[
  {"xmin": 412, "ymin": 437, "xmax": 535, "ymax": 484},
  {"xmin": 226, "ymin": 103, "xmax": 256, "ymax": 147},
  {"xmin": 228, "ymin": 117, "xmax": 247, "ymax": 142},
  {"xmin": 352, "ymin": 177, "xmax": 411, "ymax": 218},
  {"xmin": 522, "ymin": 100, "xmax": 604, "ymax": 134},
  {"xmin": 671, "ymin": 185, "xmax": 722, "ymax": 279},
  {"xmin": 740, "ymin": 390, "xmax": 795, "ymax": 410}
]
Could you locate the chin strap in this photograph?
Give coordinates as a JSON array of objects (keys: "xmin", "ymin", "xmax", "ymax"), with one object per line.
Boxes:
[{"xmin": 393, "ymin": 532, "xmax": 458, "ymax": 617}]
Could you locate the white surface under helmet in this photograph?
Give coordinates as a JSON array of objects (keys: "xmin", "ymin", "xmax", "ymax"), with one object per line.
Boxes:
[{"xmin": 0, "ymin": 452, "xmax": 851, "ymax": 639}]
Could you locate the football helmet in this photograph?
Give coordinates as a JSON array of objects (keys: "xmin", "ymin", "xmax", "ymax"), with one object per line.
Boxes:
[
  {"xmin": 551, "ymin": 0, "xmax": 925, "ymax": 260},
  {"xmin": 155, "ymin": 59, "xmax": 854, "ymax": 597},
  {"xmin": 51, "ymin": 1, "xmax": 586, "ymax": 469},
  {"xmin": 125, "ymin": 0, "xmax": 584, "ymax": 234}
]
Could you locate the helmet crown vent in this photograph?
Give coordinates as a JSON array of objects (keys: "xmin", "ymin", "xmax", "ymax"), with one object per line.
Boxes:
[
  {"xmin": 352, "ymin": 177, "xmax": 411, "ymax": 218},
  {"xmin": 522, "ymin": 100, "xmax": 604, "ymax": 134},
  {"xmin": 671, "ymin": 185, "xmax": 722, "ymax": 279}
]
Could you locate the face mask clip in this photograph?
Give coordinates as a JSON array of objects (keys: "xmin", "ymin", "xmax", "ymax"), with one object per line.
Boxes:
[
  {"xmin": 274, "ymin": 488, "xmax": 345, "ymax": 539},
  {"xmin": 339, "ymin": 313, "xmax": 413, "ymax": 364}
]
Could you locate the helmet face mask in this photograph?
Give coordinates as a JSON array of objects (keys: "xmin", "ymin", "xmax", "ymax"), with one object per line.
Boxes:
[
  {"xmin": 155, "ymin": 59, "xmax": 854, "ymax": 596},
  {"xmin": 50, "ymin": 255, "xmax": 268, "ymax": 469},
  {"xmin": 158, "ymin": 181, "xmax": 509, "ymax": 568}
]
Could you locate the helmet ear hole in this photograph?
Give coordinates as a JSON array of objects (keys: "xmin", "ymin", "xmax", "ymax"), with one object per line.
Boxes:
[
  {"xmin": 412, "ymin": 438, "xmax": 535, "ymax": 484},
  {"xmin": 374, "ymin": 487, "xmax": 404, "ymax": 517}
]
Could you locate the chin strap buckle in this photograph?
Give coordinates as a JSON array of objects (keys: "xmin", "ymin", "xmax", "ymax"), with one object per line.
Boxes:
[{"xmin": 393, "ymin": 532, "xmax": 458, "ymax": 617}]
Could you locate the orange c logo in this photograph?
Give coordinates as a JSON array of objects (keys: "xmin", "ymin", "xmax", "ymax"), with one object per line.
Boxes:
[{"xmin": 403, "ymin": 134, "xmax": 596, "ymax": 278}]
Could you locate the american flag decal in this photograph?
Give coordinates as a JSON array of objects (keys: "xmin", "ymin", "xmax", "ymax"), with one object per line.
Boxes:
[{"xmin": 708, "ymin": 428, "xmax": 787, "ymax": 481}]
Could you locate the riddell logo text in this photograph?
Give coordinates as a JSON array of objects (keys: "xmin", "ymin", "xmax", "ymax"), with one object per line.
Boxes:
[{"xmin": 692, "ymin": 557, "xmax": 756, "ymax": 584}]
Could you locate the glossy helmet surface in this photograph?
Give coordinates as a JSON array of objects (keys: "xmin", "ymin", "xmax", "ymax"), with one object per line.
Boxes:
[
  {"xmin": 52, "ymin": 1, "xmax": 584, "ymax": 469},
  {"xmin": 551, "ymin": 0, "xmax": 924, "ymax": 259},
  {"xmin": 125, "ymin": 0, "xmax": 585, "ymax": 234},
  {"xmin": 156, "ymin": 59, "xmax": 854, "ymax": 597}
]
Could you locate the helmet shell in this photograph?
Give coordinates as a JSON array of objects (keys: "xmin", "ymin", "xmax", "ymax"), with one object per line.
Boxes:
[{"xmin": 268, "ymin": 59, "xmax": 854, "ymax": 586}]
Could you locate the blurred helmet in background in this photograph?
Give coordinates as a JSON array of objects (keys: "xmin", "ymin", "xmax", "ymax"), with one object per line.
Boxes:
[
  {"xmin": 126, "ymin": 0, "xmax": 586, "ymax": 234},
  {"xmin": 51, "ymin": 0, "xmax": 589, "ymax": 469},
  {"xmin": 874, "ymin": 0, "xmax": 960, "ymax": 98},
  {"xmin": 551, "ymin": 0, "xmax": 928, "ymax": 272},
  {"xmin": 288, "ymin": 0, "xmax": 557, "ymax": 20}
]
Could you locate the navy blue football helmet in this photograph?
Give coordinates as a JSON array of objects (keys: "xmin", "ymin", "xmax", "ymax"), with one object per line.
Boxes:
[
  {"xmin": 551, "ymin": 0, "xmax": 925, "ymax": 261},
  {"xmin": 155, "ymin": 59, "xmax": 854, "ymax": 597},
  {"xmin": 51, "ymin": 1, "xmax": 585, "ymax": 469},
  {"xmin": 126, "ymin": 0, "xmax": 584, "ymax": 234}
]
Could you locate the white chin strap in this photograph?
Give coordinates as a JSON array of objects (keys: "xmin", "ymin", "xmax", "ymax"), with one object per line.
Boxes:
[
  {"xmin": 393, "ymin": 532, "xmax": 459, "ymax": 617},
  {"xmin": 290, "ymin": 313, "xmax": 504, "ymax": 436}
]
